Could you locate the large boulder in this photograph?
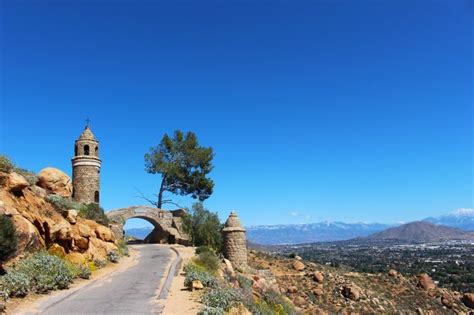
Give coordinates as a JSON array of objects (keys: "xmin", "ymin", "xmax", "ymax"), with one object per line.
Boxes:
[
  {"xmin": 11, "ymin": 215, "xmax": 43, "ymax": 253},
  {"xmin": 95, "ymin": 226, "xmax": 113, "ymax": 242},
  {"xmin": 417, "ymin": 273, "xmax": 436, "ymax": 291},
  {"xmin": 50, "ymin": 220, "xmax": 73, "ymax": 242},
  {"xmin": 7, "ymin": 172, "xmax": 29, "ymax": 193},
  {"xmin": 65, "ymin": 210, "xmax": 78, "ymax": 224},
  {"xmin": 462, "ymin": 293, "xmax": 474, "ymax": 309},
  {"xmin": 37, "ymin": 168, "xmax": 73, "ymax": 198},
  {"xmin": 65, "ymin": 252, "xmax": 86, "ymax": 265},
  {"xmin": 342, "ymin": 285, "xmax": 361, "ymax": 301},
  {"xmin": 292, "ymin": 260, "xmax": 305, "ymax": 271}
]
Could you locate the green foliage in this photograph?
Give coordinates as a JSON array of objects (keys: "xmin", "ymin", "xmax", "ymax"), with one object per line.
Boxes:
[
  {"xmin": 182, "ymin": 203, "xmax": 223, "ymax": 251},
  {"xmin": 0, "ymin": 271, "xmax": 30, "ymax": 298},
  {"xmin": 196, "ymin": 245, "xmax": 213, "ymax": 255},
  {"xmin": 107, "ymin": 251, "xmax": 120, "ymax": 263},
  {"xmin": 0, "ymin": 155, "xmax": 14, "ymax": 173},
  {"xmin": 78, "ymin": 265, "xmax": 92, "ymax": 279},
  {"xmin": 93, "ymin": 259, "xmax": 106, "ymax": 269},
  {"xmin": 195, "ymin": 251, "xmax": 220, "ymax": 274},
  {"xmin": 0, "ymin": 251, "xmax": 75, "ymax": 299},
  {"xmin": 46, "ymin": 194, "xmax": 85, "ymax": 212},
  {"xmin": 0, "ymin": 215, "xmax": 17, "ymax": 262},
  {"xmin": 15, "ymin": 251, "xmax": 74, "ymax": 293},
  {"xmin": 78, "ymin": 203, "xmax": 109, "ymax": 226},
  {"xmin": 198, "ymin": 305, "xmax": 225, "ymax": 315},
  {"xmin": 201, "ymin": 287, "xmax": 242, "ymax": 312},
  {"xmin": 184, "ymin": 263, "xmax": 219, "ymax": 288},
  {"xmin": 144, "ymin": 130, "xmax": 214, "ymax": 208},
  {"xmin": 117, "ymin": 240, "xmax": 129, "ymax": 257}
]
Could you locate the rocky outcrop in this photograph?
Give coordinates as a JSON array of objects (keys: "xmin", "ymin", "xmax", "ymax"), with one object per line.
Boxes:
[
  {"xmin": 417, "ymin": 273, "xmax": 436, "ymax": 291},
  {"xmin": 0, "ymin": 171, "xmax": 117, "ymax": 265},
  {"xmin": 463, "ymin": 293, "xmax": 474, "ymax": 309},
  {"xmin": 37, "ymin": 167, "xmax": 73, "ymax": 198}
]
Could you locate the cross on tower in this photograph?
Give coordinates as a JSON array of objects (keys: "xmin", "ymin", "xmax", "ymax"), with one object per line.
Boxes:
[{"xmin": 85, "ymin": 118, "xmax": 91, "ymax": 128}]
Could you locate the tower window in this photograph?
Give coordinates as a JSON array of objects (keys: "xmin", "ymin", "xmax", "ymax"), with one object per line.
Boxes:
[
  {"xmin": 95, "ymin": 146, "xmax": 98, "ymax": 156},
  {"xmin": 84, "ymin": 145, "xmax": 90, "ymax": 155},
  {"xmin": 94, "ymin": 191, "xmax": 100, "ymax": 203},
  {"xmin": 75, "ymin": 145, "xmax": 78, "ymax": 156}
]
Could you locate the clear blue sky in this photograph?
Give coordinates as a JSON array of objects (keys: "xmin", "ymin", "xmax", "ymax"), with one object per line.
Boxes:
[{"xmin": 1, "ymin": 0, "xmax": 472, "ymax": 229}]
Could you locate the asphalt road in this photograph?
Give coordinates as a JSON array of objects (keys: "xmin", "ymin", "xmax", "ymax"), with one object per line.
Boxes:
[{"xmin": 39, "ymin": 245, "xmax": 174, "ymax": 315}]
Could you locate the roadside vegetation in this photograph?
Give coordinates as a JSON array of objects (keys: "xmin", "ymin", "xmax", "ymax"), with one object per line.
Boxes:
[
  {"xmin": 184, "ymin": 247, "xmax": 296, "ymax": 315},
  {"xmin": 0, "ymin": 215, "xmax": 18, "ymax": 265},
  {"xmin": 182, "ymin": 203, "xmax": 223, "ymax": 252}
]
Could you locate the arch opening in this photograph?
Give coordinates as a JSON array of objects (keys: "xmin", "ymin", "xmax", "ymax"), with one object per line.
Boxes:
[
  {"xmin": 94, "ymin": 191, "xmax": 99, "ymax": 203},
  {"xmin": 122, "ymin": 216, "xmax": 176, "ymax": 244}
]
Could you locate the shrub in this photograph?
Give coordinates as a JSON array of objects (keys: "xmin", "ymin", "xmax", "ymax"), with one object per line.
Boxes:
[
  {"xmin": 0, "ymin": 215, "xmax": 17, "ymax": 262},
  {"xmin": 196, "ymin": 245, "xmax": 213, "ymax": 255},
  {"xmin": 46, "ymin": 194, "xmax": 85, "ymax": 212},
  {"xmin": 184, "ymin": 263, "xmax": 219, "ymax": 288},
  {"xmin": 107, "ymin": 251, "xmax": 120, "ymax": 263},
  {"xmin": 0, "ymin": 156, "xmax": 14, "ymax": 173},
  {"xmin": 0, "ymin": 271, "xmax": 30, "ymax": 298},
  {"xmin": 182, "ymin": 203, "xmax": 223, "ymax": 252},
  {"xmin": 201, "ymin": 287, "xmax": 242, "ymax": 311},
  {"xmin": 195, "ymin": 251, "xmax": 220, "ymax": 274},
  {"xmin": 117, "ymin": 240, "xmax": 129, "ymax": 257},
  {"xmin": 15, "ymin": 251, "xmax": 74, "ymax": 293},
  {"xmin": 79, "ymin": 203, "xmax": 109, "ymax": 226},
  {"xmin": 78, "ymin": 265, "xmax": 91, "ymax": 279},
  {"xmin": 93, "ymin": 259, "xmax": 106, "ymax": 269},
  {"xmin": 198, "ymin": 305, "xmax": 225, "ymax": 315}
]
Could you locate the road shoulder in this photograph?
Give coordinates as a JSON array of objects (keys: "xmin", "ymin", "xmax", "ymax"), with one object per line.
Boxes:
[{"xmin": 159, "ymin": 246, "xmax": 201, "ymax": 315}]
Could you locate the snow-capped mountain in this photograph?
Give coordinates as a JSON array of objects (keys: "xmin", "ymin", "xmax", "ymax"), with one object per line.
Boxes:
[
  {"xmin": 423, "ymin": 208, "xmax": 474, "ymax": 231},
  {"xmin": 246, "ymin": 221, "xmax": 395, "ymax": 245}
]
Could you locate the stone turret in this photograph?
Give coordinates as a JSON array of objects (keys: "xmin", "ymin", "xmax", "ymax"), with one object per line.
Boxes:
[
  {"xmin": 222, "ymin": 211, "xmax": 247, "ymax": 269},
  {"xmin": 71, "ymin": 125, "xmax": 101, "ymax": 204}
]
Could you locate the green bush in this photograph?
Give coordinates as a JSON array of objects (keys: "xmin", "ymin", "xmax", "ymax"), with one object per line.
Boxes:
[
  {"xmin": 79, "ymin": 203, "xmax": 109, "ymax": 226},
  {"xmin": 182, "ymin": 203, "xmax": 223, "ymax": 252},
  {"xmin": 93, "ymin": 259, "xmax": 107, "ymax": 269},
  {"xmin": 15, "ymin": 251, "xmax": 74, "ymax": 293},
  {"xmin": 117, "ymin": 240, "xmax": 129, "ymax": 257},
  {"xmin": 107, "ymin": 251, "xmax": 120, "ymax": 263},
  {"xmin": 0, "ymin": 215, "xmax": 17, "ymax": 262},
  {"xmin": 198, "ymin": 305, "xmax": 225, "ymax": 315},
  {"xmin": 78, "ymin": 265, "xmax": 91, "ymax": 279},
  {"xmin": 195, "ymin": 251, "xmax": 220, "ymax": 274},
  {"xmin": 46, "ymin": 194, "xmax": 85, "ymax": 212},
  {"xmin": 0, "ymin": 156, "xmax": 14, "ymax": 173},
  {"xmin": 201, "ymin": 287, "xmax": 242, "ymax": 312},
  {"xmin": 0, "ymin": 271, "xmax": 30, "ymax": 298},
  {"xmin": 184, "ymin": 263, "xmax": 219, "ymax": 288},
  {"xmin": 196, "ymin": 245, "xmax": 213, "ymax": 255}
]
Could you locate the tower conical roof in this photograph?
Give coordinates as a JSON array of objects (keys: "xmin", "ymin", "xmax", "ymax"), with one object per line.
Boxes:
[{"xmin": 78, "ymin": 126, "xmax": 97, "ymax": 141}]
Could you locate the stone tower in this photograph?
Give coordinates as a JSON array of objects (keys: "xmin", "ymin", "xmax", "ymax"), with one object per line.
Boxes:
[
  {"xmin": 222, "ymin": 211, "xmax": 248, "ymax": 269},
  {"xmin": 71, "ymin": 126, "xmax": 101, "ymax": 204}
]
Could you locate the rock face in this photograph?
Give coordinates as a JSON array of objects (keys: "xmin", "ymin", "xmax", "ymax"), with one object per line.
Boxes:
[
  {"xmin": 292, "ymin": 260, "xmax": 305, "ymax": 271},
  {"xmin": 7, "ymin": 172, "xmax": 29, "ymax": 193},
  {"xmin": 222, "ymin": 212, "xmax": 248, "ymax": 270},
  {"xmin": 463, "ymin": 293, "xmax": 474, "ymax": 309},
  {"xmin": 0, "ymin": 170, "xmax": 117, "ymax": 265},
  {"xmin": 37, "ymin": 167, "xmax": 73, "ymax": 198},
  {"xmin": 417, "ymin": 273, "xmax": 436, "ymax": 291}
]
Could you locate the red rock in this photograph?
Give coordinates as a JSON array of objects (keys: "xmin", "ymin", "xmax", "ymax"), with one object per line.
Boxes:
[
  {"xmin": 292, "ymin": 260, "xmax": 305, "ymax": 271},
  {"xmin": 313, "ymin": 271, "xmax": 324, "ymax": 283},
  {"xmin": 417, "ymin": 273, "xmax": 436, "ymax": 291}
]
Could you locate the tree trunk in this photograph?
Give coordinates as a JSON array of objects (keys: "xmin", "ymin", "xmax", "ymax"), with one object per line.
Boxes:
[{"xmin": 157, "ymin": 173, "xmax": 167, "ymax": 209}]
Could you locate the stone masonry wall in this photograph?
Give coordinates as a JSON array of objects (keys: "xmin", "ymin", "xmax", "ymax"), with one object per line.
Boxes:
[
  {"xmin": 73, "ymin": 164, "xmax": 99, "ymax": 204},
  {"xmin": 224, "ymin": 231, "xmax": 247, "ymax": 269}
]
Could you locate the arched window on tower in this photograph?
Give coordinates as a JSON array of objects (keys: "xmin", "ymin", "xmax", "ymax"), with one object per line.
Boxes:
[
  {"xmin": 84, "ymin": 145, "xmax": 90, "ymax": 155},
  {"xmin": 95, "ymin": 146, "xmax": 98, "ymax": 156},
  {"xmin": 75, "ymin": 145, "xmax": 78, "ymax": 156},
  {"xmin": 94, "ymin": 191, "xmax": 99, "ymax": 203}
]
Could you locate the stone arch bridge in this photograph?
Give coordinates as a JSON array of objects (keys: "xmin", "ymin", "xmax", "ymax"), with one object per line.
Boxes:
[{"xmin": 107, "ymin": 206, "xmax": 189, "ymax": 245}]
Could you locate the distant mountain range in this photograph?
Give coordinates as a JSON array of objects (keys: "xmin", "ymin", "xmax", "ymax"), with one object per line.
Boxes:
[
  {"xmin": 246, "ymin": 222, "xmax": 395, "ymax": 245},
  {"xmin": 423, "ymin": 208, "xmax": 474, "ymax": 231},
  {"xmin": 245, "ymin": 209, "xmax": 474, "ymax": 245},
  {"xmin": 365, "ymin": 221, "xmax": 474, "ymax": 243},
  {"xmin": 125, "ymin": 209, "xmax": 474, "ymax": 245}
]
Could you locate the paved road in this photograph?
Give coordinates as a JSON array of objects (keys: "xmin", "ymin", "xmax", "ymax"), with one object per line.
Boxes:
[{"xmin": 40, "ymin": 245, "xmax": 174, "ymax": 315}]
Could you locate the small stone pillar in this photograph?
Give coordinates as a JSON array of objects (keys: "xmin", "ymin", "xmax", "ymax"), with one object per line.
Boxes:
[{"xmin": 222, "ymin": 211, "xmax": 247, "ymax": 270}]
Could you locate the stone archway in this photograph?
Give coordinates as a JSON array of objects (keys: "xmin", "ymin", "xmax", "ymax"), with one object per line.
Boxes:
[{"xmin": 106, "ymin": 206, "xmax": 189, "ymax": 245}]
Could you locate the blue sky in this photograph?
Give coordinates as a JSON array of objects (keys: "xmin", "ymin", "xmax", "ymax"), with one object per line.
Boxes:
[{"xmin": 1, "ymin": 0, "xmax": 472, "ymax": 229}]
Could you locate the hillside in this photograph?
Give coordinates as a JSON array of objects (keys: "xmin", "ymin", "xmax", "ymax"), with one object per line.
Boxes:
[
  {"xmin": 366, "ymin": 221, "xmax": 474, "ymax": 242},
  {"xmin": 248, "ymin": 251, "xmax": 474, "ymax": 313}
]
